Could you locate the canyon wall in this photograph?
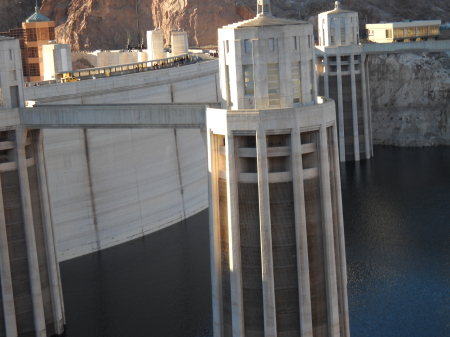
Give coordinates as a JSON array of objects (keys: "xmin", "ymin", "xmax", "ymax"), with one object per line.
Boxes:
[
  {"xmin": 31, "ymin": 0, "xmax": 450, "ymax": 51},
  {"xmin": 369, "ymin": 52, "xmax": 450, "ymax": 147}
]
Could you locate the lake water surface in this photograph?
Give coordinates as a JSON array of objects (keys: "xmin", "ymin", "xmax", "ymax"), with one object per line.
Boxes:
[{"xmin": 60, "ymin": 146, "xmax": 450, "ymax": 336}]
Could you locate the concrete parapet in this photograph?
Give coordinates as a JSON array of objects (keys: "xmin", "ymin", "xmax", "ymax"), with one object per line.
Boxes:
[{"xmin": 24, "ymin": 60, "xmax": 220, "ymax": 105}]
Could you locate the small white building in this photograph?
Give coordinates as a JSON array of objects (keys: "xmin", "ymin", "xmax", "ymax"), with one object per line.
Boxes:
[
  {"xmin": 171, "ymin": 30, "xmax": 188, "ymax": 57},
  {"xmin": 147, "ymin": 28, "xmax": 166, "ymax": 60},
  {"xmin": 42, "ymin": 42, "xmax": 72, "ymax": 81},
  {"xmin": 318, "ymin": 1, "xmax": 359, "ymax": 47},
  {"xmin": 366, "ymin": 20, "xmax": 441, "ymax": 43},
  {"xmin": 0, "ymin": 37, "xmax": 24, "ymax": 109}
]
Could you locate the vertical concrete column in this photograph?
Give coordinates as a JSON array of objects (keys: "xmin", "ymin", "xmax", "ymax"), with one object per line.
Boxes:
[
  {"xmin": 311, "ymin": 48, "xmax": 318, "ymax": 103},
  {"xmin": 336, "ymin": 54, "xmax": 345, "ymax": 161},
  {"xmin": 364, "ymin": 55, "xmax": 374, "ymax": 157},
  {"xmin": 360, "ymin": 53, "xmax": 371, "ymax": 159},
  {"xmin": 225, "ymin": 133, "xmax": 245, "ymax": 337},
  {"xmin": 33, "ymin": 130, "xmax": 65, "ymax": 334},
  {"xmin": 323, "ymin": 56, "xmax": 329, "ymax": 98},
  {"xmin": 256, "ymin": 128, "xmax": 277, "ymax": 337},
  {"xmin": 233, "ymin": 39, "xmax": 244, "ymax": 110},
  {"xmin": 208, "ymin": 130, "xmax": 223, "ymax": 337},
  {"xmin": 330, "ymin": 125, "xmax": 350, "ymax": 337},
  {"xmin": 291, "ymin": 129, "xmax": 313, "ymax": 337},
  {"xmin": 318, "ymin": 124, "xmax": 340, "ymax": 336},
  {"xmin": 350, "ymin": 53, "xmax": 360, "ymax": 161},
  {"xmin": 279, "ymin": 36, "xmax": 290, "ymax": 107},
  {"xmin": 0, "ymin": 175, "xmax": 18, "ymax": 337},
  {"xmin": 15, "ymin": 128, "xmax": 47, "ymax": 337}
]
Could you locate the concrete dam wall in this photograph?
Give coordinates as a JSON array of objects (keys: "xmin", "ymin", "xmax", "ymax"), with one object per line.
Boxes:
[
  {"xmin": 24, "ymin": 60, "xmax": 220, "ymax": 261},
  {"xmin": 44, "ymin": 128, "xmax": 208, "ymax": 261}
]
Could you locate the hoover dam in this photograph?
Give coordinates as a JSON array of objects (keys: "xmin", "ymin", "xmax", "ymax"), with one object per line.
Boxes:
[
  {"xmin": 25, "ymin": 59, "xmax": 220, "ymax": 262},
  {"xmin": 1, "ymin": 1, "xmax": 450, "ymax": 334}
]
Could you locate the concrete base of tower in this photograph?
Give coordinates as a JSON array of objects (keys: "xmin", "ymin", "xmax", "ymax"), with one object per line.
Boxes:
[
  {"xmin": 0, "ymin": 127, "xmax": 65, "ymax": 337},
  {"xmin": 316, "ymin": 46, "xmax": 374, "ymax": 162},
  {"xmin": 207, "ymin": 98, "xmax": 350, "ymax": 336}
]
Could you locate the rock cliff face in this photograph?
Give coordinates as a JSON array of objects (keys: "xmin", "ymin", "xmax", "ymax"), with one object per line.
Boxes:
[
  {"xmin": 33, "ymin": 0, "xmax": 449, "ymax": 50},
  {"xmin": 39, "ymin": 0, "xmax": 256, "ymax": 50},
  {"xmin": 369, "ymin": 52, "xmax": 450, "ymax": 146}
]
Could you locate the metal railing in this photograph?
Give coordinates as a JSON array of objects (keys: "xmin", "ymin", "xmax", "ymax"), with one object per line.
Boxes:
[{"xmin": 56, "ymin": 53, "xmax": 198, "ymax": 81}]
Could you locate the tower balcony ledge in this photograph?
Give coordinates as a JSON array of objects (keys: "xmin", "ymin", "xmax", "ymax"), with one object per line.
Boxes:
[{"xmin": 206, "ymin": 98, "xmax": 336, "ymax": 135}]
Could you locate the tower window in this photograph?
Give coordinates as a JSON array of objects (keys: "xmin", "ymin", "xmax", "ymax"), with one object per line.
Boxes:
[
  {"xmin": 225, "ymin": 40, "xmax": 229, "ymax": 53},
  {"xmin": 269, "ymin": 38, "xmax": 275, "ymax": 51},
  {"xmin": 28, "ymin": 63, "xmax": 40, "ymax": 77},
  {"xmin": 292, "ymin": 62, "xmax": 302, "ymax": 104},
  {"xmin": 27, "ymin": 47, "xmax": 38, "ymax": 58},
  {"xmin": 292, "ymin": 37, "xmax": 297, "ymax": 50},
  {"xmin": 26, "ymin": 28, "xmax": 37, "ymax": 42},
  {"xmin": 330, "ymin": 28, "xmax": 336, "ymax": 46},
  {"xmin": 341, "ymin": 27, "xmax": 346, "ymax": 45},
  {"xmin": 267, "ymin": 63, "xmax": 280, "ymax": 106},
  {"xmin": 244, "ymin": 39, "xmax": 251, "ymax": 53},
  {"xmin": 243, "ymin": 65, "xmax": 254, "ymax": 95}
]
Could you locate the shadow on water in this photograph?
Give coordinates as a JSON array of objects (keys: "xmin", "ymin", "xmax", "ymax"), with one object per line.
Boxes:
[
  {"xmin": 60, "ymin": 146, "xmax": 449, "ymax": 336},
  {"xmin": 342, "ymin": 146, "xmax": 450, "ymax": 337},
  {"xmin": 60, "ymin": 210, "xmax": 212, "ymax": 337}
]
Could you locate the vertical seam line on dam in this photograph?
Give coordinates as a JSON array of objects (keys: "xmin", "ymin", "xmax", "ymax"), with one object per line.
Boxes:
[
  {"xmin": 129, "ymin": 129, "xmax": 145, "ymax": 236},
  {"xmin": 174, "ymin": 129, "xmax": 186, "ymax": 221},
  {"xmin": 83, "ymin": 129, "xmax": 100, "ymax": 251}
]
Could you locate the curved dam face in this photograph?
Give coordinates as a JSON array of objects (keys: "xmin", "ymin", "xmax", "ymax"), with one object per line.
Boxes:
[{"xmin": 25, "ymin": 60, "xmax": 219, "ymax": 261}]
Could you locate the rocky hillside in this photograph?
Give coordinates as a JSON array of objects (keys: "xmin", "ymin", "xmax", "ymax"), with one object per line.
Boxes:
[
  {"xmin": 3, "ymin": 0, "xmax": 450, "ymax": 50},
  {"xmin": 0, "ymin": 0, "xmax": 43, "ymax": 32},
  {"xmin": 369, "ymin": 52, "xmax": 450, "ymax": 146}
]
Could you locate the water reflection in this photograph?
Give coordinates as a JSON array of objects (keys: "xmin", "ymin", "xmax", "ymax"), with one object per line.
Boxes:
[
  {"xmin": 60, "ymin": 146, "xmax": 450, "ymax": 336},
  {"xmin": 60, "ymin": 212, "xmax": 212, "ymax": 337},
  {"xmin": 343, "ymin": 146, "xmax": 450, "ymax": 337}
]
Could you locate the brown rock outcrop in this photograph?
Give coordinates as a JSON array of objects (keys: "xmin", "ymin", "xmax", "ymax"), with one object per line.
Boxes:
[
  {"xmin": 6, "ymin": 0, "xmax": 450, "ymax": 50},
  {"xmin": 40, "ymin": 0, "xmax": 255, "ymax": 50}
]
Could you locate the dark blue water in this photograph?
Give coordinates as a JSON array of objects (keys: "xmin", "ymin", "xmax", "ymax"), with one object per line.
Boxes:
[
  {"xmin": 60, "ymin": 146, "xmax": 450, "ymax": 336},
  {"xmin": 342, "ymin": 146, "xmax": 450, "ymax": 337}
]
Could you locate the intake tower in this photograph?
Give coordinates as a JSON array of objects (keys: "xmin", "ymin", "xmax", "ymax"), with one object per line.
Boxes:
[{"xmin": 207, "ymin": 1, "xmax": 350, "ymax": 335}]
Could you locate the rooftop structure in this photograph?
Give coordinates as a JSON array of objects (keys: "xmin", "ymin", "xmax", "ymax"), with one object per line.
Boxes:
[
  {"xmin": 26, "ymin": 6, "xmax": 51, "ymax": 22},
  {"xmin": 318, "ymin": 1, "xmax": 359, "ymax": 47},
  {"xmin": 366, "ymin": 20, "xmax": 441, "ymax": 43}
]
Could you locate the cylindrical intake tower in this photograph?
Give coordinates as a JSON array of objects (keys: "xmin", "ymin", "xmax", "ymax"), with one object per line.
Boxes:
[
  {"xmin": 207, "ymin": 2, "xmax": 350, "ymax": 336},
  {"xmin": 316, "ymin": 1, "xmax": 373, "ymax": 162}
]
